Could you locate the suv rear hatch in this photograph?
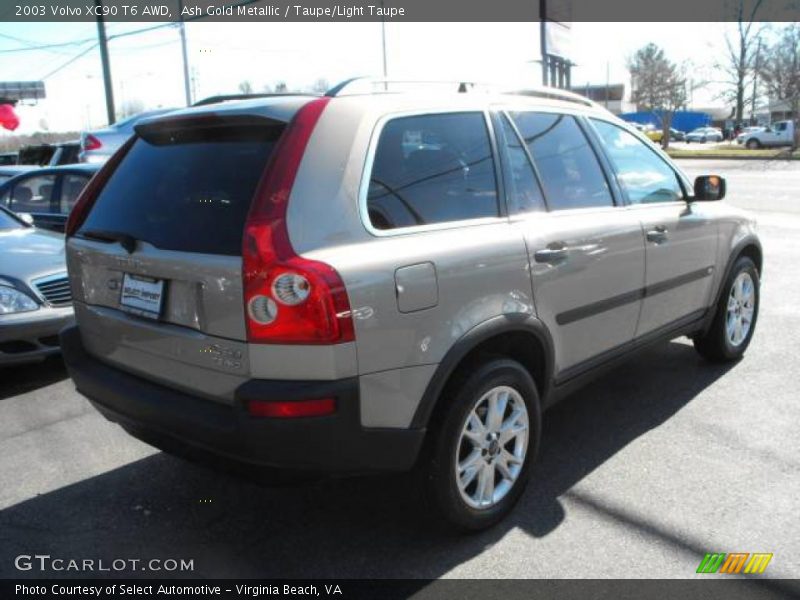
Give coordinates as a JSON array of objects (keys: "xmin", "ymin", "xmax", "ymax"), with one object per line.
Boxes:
[{"xmin": 67, "ymin": 110, "xmax": 288, "ymax": 404}]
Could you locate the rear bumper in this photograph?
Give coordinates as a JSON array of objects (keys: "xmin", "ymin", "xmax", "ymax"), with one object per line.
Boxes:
[{"xmin": 60, "ymin": 325, "xmax": 425, "ymax": 473}]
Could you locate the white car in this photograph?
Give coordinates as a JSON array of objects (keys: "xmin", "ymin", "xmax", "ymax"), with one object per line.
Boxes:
[{"xmin": 685, "ymin": 127, "xmax": 724, "ymax": 143}]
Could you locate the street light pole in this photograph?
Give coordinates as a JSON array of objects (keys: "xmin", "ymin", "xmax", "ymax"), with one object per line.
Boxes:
[
  {"xmin": 94, "ymin": 0, "xmax": 115, "ymax": 124},
  {"xmin": 178, "ymin": 0, "xmax": 192, "ymax": 105},
  {"xmin": 380, "ymin": 1, "xmax": 388, "ymax": 90},
  {"xmin": 539, "ymin": 0, "xmax": 548, "ymax": 86}
]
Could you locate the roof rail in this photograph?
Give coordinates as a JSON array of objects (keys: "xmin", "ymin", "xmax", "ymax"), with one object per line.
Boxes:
[
  {"xmin": 325, "ymin": 77, "xmax": 485, "ymax": 97},
  {"xmin": 323, "ymin": 77, "xmax": 604, "ymax": 110},
  {"xmin": 192, "ymin": 93, "xmax": 318, "ymax": 107},
  {"xmin": 503, "ymin": 86, "xmax": 598, "ymax": 109}
]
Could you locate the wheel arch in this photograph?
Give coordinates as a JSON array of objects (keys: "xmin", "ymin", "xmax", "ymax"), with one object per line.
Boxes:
[
  {"xmin": 410, "ymin": 314, "xmax": 555, "ymax": 430},
  {"xmin": 702, "ymin": 235, "xmax": 762, "ymax": 333}
]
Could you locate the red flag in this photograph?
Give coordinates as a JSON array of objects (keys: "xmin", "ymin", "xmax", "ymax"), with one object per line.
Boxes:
[{"xmin": 0, "ymin": 104, "xmax": 20, "ymax": 131}]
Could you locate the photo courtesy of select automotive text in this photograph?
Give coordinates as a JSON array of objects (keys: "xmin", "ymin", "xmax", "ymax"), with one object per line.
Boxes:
[{"xmin": 0, "ymin": 0, "xmax": 799, "ymax": 598}]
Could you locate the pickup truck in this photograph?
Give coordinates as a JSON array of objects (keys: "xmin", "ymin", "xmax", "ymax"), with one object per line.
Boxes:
[{"xmin": 738, "ymin": 120, "xmax": 796, "ymax": 149}]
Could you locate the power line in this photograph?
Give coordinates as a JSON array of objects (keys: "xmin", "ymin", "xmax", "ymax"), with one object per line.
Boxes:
[
  {"xmin": 0, "ymin": 33, "xmax": 96, "ymax": 54},
  {"xmin": 38, "ymin": 24, "xmax": 178, "ymax": 80},
  {"xmin": 41, "ymin": 43, "xmax": 99, "ymax": 80}
]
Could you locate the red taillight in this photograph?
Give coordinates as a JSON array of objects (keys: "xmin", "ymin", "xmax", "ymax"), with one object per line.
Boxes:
[
  {"xmin": 243, "ymin": 97, "xmax": 355, "ymax": 345},
  {"xmin": 65, "ymin": 136, "xmax": 136, "ymax": 237},
  {"xmin": 248, "ymin": 397, "xmax": 336, "ymax": 418},
  {"xmin": 83, "ymin": 134, "xmax": 103, "ymax": 151}
]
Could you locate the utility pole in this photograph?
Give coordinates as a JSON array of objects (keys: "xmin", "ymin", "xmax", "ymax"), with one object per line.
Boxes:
[
  {"xmin": 750, "ymin": 37, "xmax": 762, "ymax": 125},
  {"xmin": 178, "ymin": 0, "xmax": 192, "ymax": 105},
  {"xmin": 95, "ymin": 0, "xmax": 115, "ymax": 124},
  {"xmin": 380, "ymin": 1, "xmax": 388, "ymax": 90},
  {"xmin": 539, "ymin": 0, "xmax": 548, "ymax": 86}
]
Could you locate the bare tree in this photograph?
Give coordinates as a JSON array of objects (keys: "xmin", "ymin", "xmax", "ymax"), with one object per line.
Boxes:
[
  {"xmin": 274, "ymin": 81, "xmax": 288, "ymax": 93},
  {"xmin": 238, "ymin": 80, "xmax": 254, "ymax": 94},
  {"xmin": 760, "ymin": 23, "xmax": 800, "ymax": 149},
  {"xmin": 628, "ymin": 44, "xmax": 687, "ymax": 150},
  {"xmin": 311, "ymin": 78, "xmax": 330, "ymax": 94},
  {"xmin": 714, "ymin": 0, "xmax": 765, "ymax": 128},
  {"xmin": 118, "ymin": 99, "xmax": 145, "ymax": 119}
]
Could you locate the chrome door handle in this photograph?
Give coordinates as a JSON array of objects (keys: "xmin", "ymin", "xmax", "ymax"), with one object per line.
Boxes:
[
  {"xmin": 534, "ymin": 247, "xmax": 568, "ymax": 263},
  {"xmin": 646, "ymin": 225, "xmax": 668, "ymax": 243}
]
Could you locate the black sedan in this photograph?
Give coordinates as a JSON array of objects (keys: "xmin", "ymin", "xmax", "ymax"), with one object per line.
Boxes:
[{"xmin": 0, "ymin": 164, "xmax": 98, "ymax": 232}]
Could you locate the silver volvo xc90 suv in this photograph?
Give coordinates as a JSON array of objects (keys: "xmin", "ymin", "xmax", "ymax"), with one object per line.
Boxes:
[{"xmin": 60, "ymin": 81, "xmax": 761, "ymax": 530}]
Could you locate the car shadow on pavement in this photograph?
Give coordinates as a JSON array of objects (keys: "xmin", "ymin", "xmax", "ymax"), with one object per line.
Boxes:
[
  {"xmin": 0, "ymin": 340, "xmax": 741, "ymax": 580},
  {"xmin": 0, "ymin": 357, "xmax": 68, "ymax": 401}
]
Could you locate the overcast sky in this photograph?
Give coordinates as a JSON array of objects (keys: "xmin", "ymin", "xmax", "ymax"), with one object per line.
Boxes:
[{"xmin": 0, "ymin": 21, "xmax": 783, "ymax": 134}]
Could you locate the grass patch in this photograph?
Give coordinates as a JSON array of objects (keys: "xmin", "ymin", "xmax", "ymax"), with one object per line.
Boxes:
[{"xmin": 666, "ymin": 146, "xmax": 800, "ymax": 160}]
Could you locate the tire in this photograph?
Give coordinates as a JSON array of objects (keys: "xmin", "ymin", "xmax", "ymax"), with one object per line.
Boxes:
[
  {"xmin": 422, "ymin": 358, "xmax": 541, "ymax": 531},
  {"xmin": 746, "ymin": 138, "xmax": 761, "ymax": 149},
  {"xmin": 694, "ymin": 256, "xmax": 760, "ymax": 362}
]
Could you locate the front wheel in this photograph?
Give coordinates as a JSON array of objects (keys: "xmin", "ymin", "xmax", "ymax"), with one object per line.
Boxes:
[
  {"xmin": 423, "ymin": 358, "xmax": 541, "ymax": 531},
  {"xmin": 694, "ymin": 257, "xmax": 760, "ymax": 362}
]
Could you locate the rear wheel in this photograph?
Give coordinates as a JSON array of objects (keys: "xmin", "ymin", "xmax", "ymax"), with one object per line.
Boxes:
[
  {"xmin": 422, "ymin": 358, "xmax": 541, "ymax": 531},
  {"xmin": 694, "ymin": 257, "xmax": 759, "ymax": 362},
  {"xmin": 746, "ymin": 138, "xmax": 761, "ymax": 149}
]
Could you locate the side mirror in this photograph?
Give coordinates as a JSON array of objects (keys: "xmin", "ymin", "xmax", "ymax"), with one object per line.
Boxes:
[
  {"xmin": 694, "ymin": 175, "xmax": 726, "ymax": 201},
  {"xmin": 18, "ymin": 212, "xmax": 34, "ymax": 225}
]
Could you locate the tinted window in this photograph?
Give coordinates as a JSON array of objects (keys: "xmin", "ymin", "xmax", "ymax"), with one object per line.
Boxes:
[
  {"xmin": 498, "ymin": 114, "xmax": 546, "ymax": 214},
  {"xmin": 59, "ymin": 173, "xmax": 91, "ymax": 214},
  {"xmin": 79, "ymin": 122, "xmax": 283, "ymax": 255},
  {"xmin": 367, "ymin": 112, "xmax": 499, "ymax": 230},
  {"xmin": 592, "ymin": 119, "xmax": 684, "ymax": 205},
  {"xmin": 510, "ymin": 112, "xmax": 612, "ymax": 210},
  {"xmin": 10, "ymin": 174, "xmax": 56, "ymax": 213}
]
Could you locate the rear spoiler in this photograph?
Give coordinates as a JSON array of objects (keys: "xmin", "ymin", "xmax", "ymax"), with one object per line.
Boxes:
[
  {"xmin": 192, "ymin": 93, "xmax": 318, "ymax": 107},
  {"xmin": 134, "ymin": 114, "xmax": 285, "ymax": 144}
]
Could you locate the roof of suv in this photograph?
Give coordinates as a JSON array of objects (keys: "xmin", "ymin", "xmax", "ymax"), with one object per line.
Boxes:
[{"xmin": 134, "ymin": 87, "xmax": 612, "ymax": 130}]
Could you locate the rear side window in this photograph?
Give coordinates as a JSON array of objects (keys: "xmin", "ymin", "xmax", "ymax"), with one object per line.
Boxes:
[
  {"xmin": 367, "ymin": 112, "xmax": 499, "ymax": 231},
  {"xmin": 510, "ymin": 112, "xmax": 613, "ymax": 210},
  {"xmin": 591, "ymin": 119, "xmax": 684, "ymax": 204},
  {"xmin": 79, "ymin": 120, "xmax": 284, "ymax": 255}
]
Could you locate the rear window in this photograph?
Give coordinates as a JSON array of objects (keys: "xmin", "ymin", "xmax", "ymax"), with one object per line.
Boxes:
[{"xmin": 79, "ymin": 119, "xmax": 284, "ymax": 255}]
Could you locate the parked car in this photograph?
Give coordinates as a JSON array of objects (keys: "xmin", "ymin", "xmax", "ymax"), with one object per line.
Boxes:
[
  {"xmin": 59, "ymin": 83, "xmax": 762, "ymax": 530},
  {"xmin": 737, "ymin": 120, "xmax": 795, "ymax": 149},
  {"xmin": 669, "ymin": 128, "xmax": 686, "ymax": 141},
  {"xmin": 0, "ymin": 164, "xmax": 100, "ymax": 232},
  {"xmin": 0, "ymin": 205, "xmax": 74, "ymax": 366},
  {"xmin": 643, "ymin": 124, "xmax": 663, "ymax": 143},
  {"xmin": 79, "ymin": 109, "xmax": 177, "ymax": 163},
  {"xmin": 17, "ymin": 141, "xmax": 81, "ymax": 166},
  {"xmin": 0, "ymin": 152, "xmax": 17, "ymax": 166},
  {"xmin": 685, "ymin": 127, "xmax": 724, "ymax": 143}
]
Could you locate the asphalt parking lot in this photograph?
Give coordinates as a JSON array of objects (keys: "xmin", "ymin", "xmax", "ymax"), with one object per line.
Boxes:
[{"xmin": 1, "ymin": 159, "xmax": 798, "ymax": 584}]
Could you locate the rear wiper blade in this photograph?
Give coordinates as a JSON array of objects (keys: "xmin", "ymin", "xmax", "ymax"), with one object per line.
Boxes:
[{"xmin": 78, "ymin": 228, "xmax": 138, "ymax": 254}]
